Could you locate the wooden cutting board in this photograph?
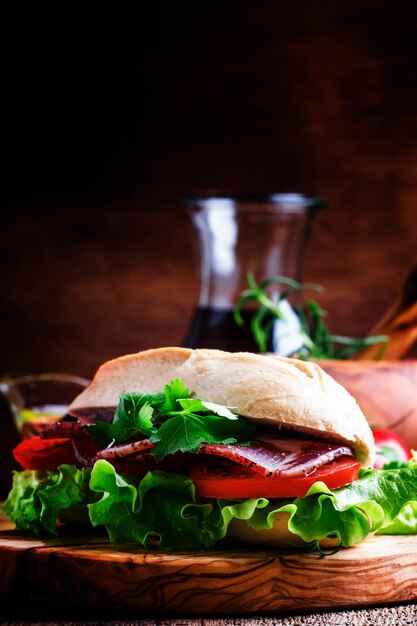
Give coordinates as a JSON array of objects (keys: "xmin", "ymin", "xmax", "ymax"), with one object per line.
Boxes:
[{"xmin": 1, "ymin": 516, "xmax": 417, "ymax": 616}]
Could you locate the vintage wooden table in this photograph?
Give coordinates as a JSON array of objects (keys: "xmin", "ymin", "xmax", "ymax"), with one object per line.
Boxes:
[{"xmin": 1, "ymin": 512, "xmax": 417, "ymax": 624}]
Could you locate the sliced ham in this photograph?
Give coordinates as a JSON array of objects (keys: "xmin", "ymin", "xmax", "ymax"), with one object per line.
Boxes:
[{"xmin": 199, "ymin": 437, "xmax": 354, "ymax": 478}]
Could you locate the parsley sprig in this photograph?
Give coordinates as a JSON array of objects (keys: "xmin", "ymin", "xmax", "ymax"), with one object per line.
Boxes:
[
  {"xmin": 87, "ymin": 379, "xmax": 257, "ymax": 462},
  {"xmin": 234, "ymin": 273, "xmax": 388, "ymax": 359}
]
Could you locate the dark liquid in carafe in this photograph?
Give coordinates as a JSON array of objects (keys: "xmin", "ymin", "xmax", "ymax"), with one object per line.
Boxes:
[{"xmin": 183, "ymin": 306, "xmax": 270, "ymax": 352}]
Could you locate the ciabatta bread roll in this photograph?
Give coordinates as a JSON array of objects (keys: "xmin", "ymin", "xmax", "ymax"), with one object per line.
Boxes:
[{"xmin": 69, "ymin": 347, "xmax": 374, "ymax": 467}]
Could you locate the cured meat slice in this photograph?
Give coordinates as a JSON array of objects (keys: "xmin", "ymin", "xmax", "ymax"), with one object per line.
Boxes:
[
  {"xmin": 41, "ymin": 421, "xmax": 88, "ymax": 438},
  {"xmin": 71, "ymin": 431, "xmax": 101, "ymax": 466},
  {"xmin": 199, "ymin": 437, "xmax": 354, "ymax": 478},
  {"xmin": 40, "ymin": 420, "xmax": 100, "ymax": 466},
  {"xmin": 50, "ymin": 418, "xmax": 354, "ymax": 479},
  {"xmin": 97, "ymin": 435, "xmax": 353, "ymax": 478},
  {"xmin": 96, "ymin": 439, "xmax": 154, "ymax": 460}
]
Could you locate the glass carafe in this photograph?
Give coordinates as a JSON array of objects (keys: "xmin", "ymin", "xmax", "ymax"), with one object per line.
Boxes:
[{"xmin": 182, "ymin": 192, "xmax": 325, "ymax": 354}]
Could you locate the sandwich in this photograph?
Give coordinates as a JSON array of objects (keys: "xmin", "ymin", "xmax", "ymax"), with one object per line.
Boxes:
[{"xmin": 3, "ymin": 347, "xmax": 417, "ymax": 552}]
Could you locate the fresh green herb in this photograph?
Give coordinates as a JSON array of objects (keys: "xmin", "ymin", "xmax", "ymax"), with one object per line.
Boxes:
[
  {"xmin": 149, "ymin": 397, "xmax": 249, "ymax": 462},
  {"xmin": 234, "ymin": 273, "xmax": 388, "ymax": 359},
  {"xmin": 87, "ymin": 379, "xmax": 257, "ymax": 460},
  {"xmin": 87, "ymin": 392, "xmax": 164, "ymax": 446},
  {"xmin": 154, "ymin": 378, "xmax": 189, "ymax": 413},
  {"xmin": 377, "ymin": 445, "xmax": 408, "ymax": 466},
  {"xmin": 381, "ymin": 460, "xmax": 411, "ymax": 470},
  {"xmin": 295, "ymin": 299, "xmax": 387, "ymax": 360},
  {"xmin": 382, "ymin": 449, "xmax": 417, "ymax": 471},
  {"xmin": 234, "ymin": 273, "xmax": 323, "ymax": 353}
]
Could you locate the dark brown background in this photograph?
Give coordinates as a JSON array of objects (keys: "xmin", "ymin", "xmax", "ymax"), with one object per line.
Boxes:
[{"xmin": 2, "ymin": 1, "xmax": 417, "ymax": 381}]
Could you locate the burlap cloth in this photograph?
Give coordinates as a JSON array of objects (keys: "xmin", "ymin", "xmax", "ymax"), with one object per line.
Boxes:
[
  {"xmin": 204, "ymin": 605, "xmax": 417, "ymax": 625},
  {"xmin": 2, "ymin": 605, "xmax": 417, "ymax": 626}
]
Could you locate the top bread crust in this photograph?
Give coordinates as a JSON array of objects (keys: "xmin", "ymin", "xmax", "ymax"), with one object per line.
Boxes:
[{"xmin": 69, "ymin": 347, "xmax": 375, "ymax": 467}]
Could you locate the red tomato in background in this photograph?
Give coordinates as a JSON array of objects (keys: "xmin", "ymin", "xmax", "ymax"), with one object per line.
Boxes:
[
  {"xmin": 372, "ymin": 429, "xmax": 412, "ymax": 469},
  {"xmin": 13, "ymin": 437, "xmax": 78, "ymax": 471}
]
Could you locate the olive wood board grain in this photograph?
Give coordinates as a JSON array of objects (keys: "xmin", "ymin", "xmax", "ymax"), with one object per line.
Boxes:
[{"xmin": 1, "ymin": 516, "xmax": 417, "ymax": 616}]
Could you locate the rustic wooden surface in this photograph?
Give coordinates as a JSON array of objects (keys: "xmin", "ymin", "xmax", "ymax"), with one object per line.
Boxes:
[{"xmin": 1, "ymin": 515, "xmax": 417, "ymax": 618}]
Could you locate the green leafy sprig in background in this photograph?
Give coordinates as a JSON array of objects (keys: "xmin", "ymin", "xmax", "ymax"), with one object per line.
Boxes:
[{"xmin": 234, "ymin": 273, "xmax": 388, "ymax": 359}]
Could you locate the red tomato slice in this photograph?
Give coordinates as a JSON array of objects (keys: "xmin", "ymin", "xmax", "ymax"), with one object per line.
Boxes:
[
  {"xmin": 372, "ymin": 429, "xmax": 412, "ymax": 469},
  {"xmin": 189, "ymin": 456, "xmax": 361, "ymax": 499},
  {"xmin": 13, "ymin": 436, "xmax": 78, "ymax": 471}
]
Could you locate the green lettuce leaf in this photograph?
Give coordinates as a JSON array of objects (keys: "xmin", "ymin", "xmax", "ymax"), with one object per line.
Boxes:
[
  {"xmin": 1, "ymin": 465, "xmax": 96, "ymax": 535},
  {"xmin": 87, "ymin": 461, "xmax": 417, "ymax": 551},
  {"xmin": 3, "ymin": 460, "xmax": 417, "ymax": 551},
  {"xmin": 374, "ymin": 451, "xmax": 417, "ymax": 534},
  {"xmin": 376, "ymin": 502, "xmax": 417, "ymax": 535},
  {"xmin": 88, "ymin": 459, "xmax": 224, "ymax": 549},
  {"xmin": 218, "ymin": 466, "xmax": 417, "ymax": 549}
]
